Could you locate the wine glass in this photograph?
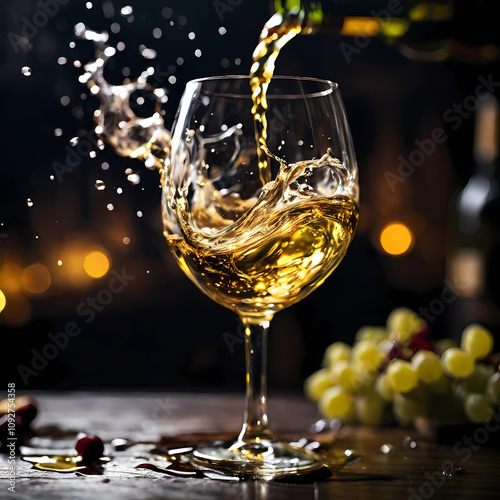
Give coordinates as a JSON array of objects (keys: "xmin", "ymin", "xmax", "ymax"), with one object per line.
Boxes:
[{"xmin": 161, "ymin": 75, "xmax": 359, "ymax": 478}]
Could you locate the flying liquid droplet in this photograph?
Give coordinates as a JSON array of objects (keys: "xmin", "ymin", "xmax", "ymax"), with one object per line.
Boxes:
[
  {"xmin": 127, "ymin": 173, "xmax": 140, "ymax": 185},
  {"xmin": 120, "ymin": 6, "xmax": 133, "ymax": 16},
  {"xmin": 107, "ymin": 204, "xmax": 114, "ymax": 211},
  {"xmin": 70, "ymin": 137, "xmax": 80, "ymax": 147},
  {"xmin": 139, "ymin": 45, "xmax": 157, "ymax": 60},
  {"xmin": 95, "ymin": 180, "xmax": 106, "ymax": 191},
  {"xmin": 21, "ymin": 66, "xmax": 32, "ymax": 76},
  {"xmin": 27, "ymin": 198, "xmax": 34, "ymax": 207}
]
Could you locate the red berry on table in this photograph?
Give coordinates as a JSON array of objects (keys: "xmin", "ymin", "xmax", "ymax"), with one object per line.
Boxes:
[{"xmin": 75, "ymin": 434, "xmax": 104, "ymax": 464}]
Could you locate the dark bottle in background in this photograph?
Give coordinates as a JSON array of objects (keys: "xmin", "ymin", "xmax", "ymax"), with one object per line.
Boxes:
[
  {"xmin": 447, "ymin": 95, "xmax": 500, "ymax": 336},
  {"xmin": 271, "ymin": 0, "xmax": 499, "ymax": 62}
]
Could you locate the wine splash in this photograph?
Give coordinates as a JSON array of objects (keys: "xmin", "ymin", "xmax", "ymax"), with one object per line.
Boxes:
[
  {"xmin": 74, "ymin": 24, "xmax": 171, "ymax": 171},
  {"xmin": 165, "ymin": 150, "xmax": 358, "ymax": 319}
]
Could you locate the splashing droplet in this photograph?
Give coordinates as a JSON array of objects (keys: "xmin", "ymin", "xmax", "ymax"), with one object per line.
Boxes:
[
  {"xmin": 161, "ymin": 7, "xmax": 173, "ymax": 19},
  {"xmin": 70, "ymin": 137, "xmax": 80, "ymax": 147},
  {"xmin": 127, "ymin": 173, "xmax": 140, "ymax": 185},
  {"xmin": 123, "ymin": 237, "xmax": 131, "ymax": 245},
  {"xmin": 27, "ymin": 198, "xmax": 34, "ymax": 207},
  {"xmin": 95, "ymin": 180, "xmax": 106, "ymax": 191},
  {"xmin": 57, "ymin": 260, "xmax": 63, "ymax": 266},
  {"xmin": 107, "ymin": 203, "xmax": 114, "ymax": 211},
  {"xmin": 136, "ymin": 211, "xmax": 143, "ymax": 218},
  {"xmin": 120, "ymin": 5, "xmax": 133, "ymax": 16},
  {"xmin": 116, "ymin": 187, "xmax": 123, "ymax": 194},
  {"xmin": 139, "ymin": 45, "xmax": 157, "ymax": 60}
]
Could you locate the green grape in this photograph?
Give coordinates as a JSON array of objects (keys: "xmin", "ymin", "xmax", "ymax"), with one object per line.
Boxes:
[
  {"xmin": 386, "ymin": 307, "xmax": 424, "ymax": 343},
  {"xmin": 304, "ymin": 368, "xmax": 334, "ymax": 402},
  {"xmin": 375, "ymin": 372, "xmax": 394, "ymax": 401},
  {"xmin": 355, "ymin": 393, "xmax": 386, "ymax": 426},
  {"xmin": 428, "ymin": 372, "xmax": 451, "ymax": 394},
  {"xmin": 323, "ymin": 342, "xmax": 351, "ymax": 367},
  {"xmin": 461, "ymin": 364, "xmax": 495, "ymax": 393},
  {"xmin": 352, "ymin": 340, "xmax": 385, "ymax": 373},
  {"xmin": 461, "ymin": 324, "xmax": 494, "ymax": 360},
  {"xmin": 442, "ymin": 347, "xmax": 475, "ymax": 379},
  {"xmin": 355, "ymin": 326, "xmax": 387, "ymax": 345},
  {"xmin": 318, "ymin": 386, "xmax": 354, "ymax": 421},
  {"xmin": 411, "ymin": 350, "xmax": 443, "ymax": 384},
  {"xmin": 387, "ymin": 359, "xmax": 418, "ymax": 393},
  {"xmin": 486, "ymin": 371, "xmax": 500, "ymax": 406},
  {"xmin": 392, "ymin": 389, "xmax": 428, "ymax": 426},
  {"xmin": 464, "ymin": 393, "xmax": 494, "ymax": 423},
  {"xmin": 435, "ymin": 338, "xmax": 458, "ymax": 356},
  {"xmin": 331, "ymin": 360, "xmax": 359, "ymax": 393}
]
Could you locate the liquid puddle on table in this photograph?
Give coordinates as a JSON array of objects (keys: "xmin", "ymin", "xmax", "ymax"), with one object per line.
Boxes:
[{"xmin": 21, "ymin": 429, "xmax": 451, "ymax": 483}]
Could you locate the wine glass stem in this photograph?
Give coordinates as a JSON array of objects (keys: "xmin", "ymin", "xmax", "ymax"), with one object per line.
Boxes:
[{"xmin": 237, "ymin": 318, "xmax": 275, "ymax": 445}]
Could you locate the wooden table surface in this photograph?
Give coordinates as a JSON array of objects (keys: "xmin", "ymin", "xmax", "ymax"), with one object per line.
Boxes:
[{"xmin": 2, "ymin": 392, "xmax": 500, "ymax": 499}]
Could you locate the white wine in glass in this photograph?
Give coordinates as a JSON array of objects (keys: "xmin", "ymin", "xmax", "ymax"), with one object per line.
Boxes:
[{"xmin": 162, "ymin": 75, "xmax": 359, "ymax": 478}]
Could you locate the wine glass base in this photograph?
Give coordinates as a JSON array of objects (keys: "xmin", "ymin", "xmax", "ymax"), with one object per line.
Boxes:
[{"xmin": 191, "ymin": 440, "xmax": 324, "ymax": 479}]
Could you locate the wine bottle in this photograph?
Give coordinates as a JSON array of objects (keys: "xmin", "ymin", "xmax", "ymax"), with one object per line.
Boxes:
[
  {"xmin": 447, "ymin": 95, "xmax": 500, "ymax": 331},
  {"xmin": 270, "ymin": 0, "xmax": 499, "ymax": 63}
]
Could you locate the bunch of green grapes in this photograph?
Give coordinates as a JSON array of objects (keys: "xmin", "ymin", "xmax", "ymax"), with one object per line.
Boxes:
[{"xmin": 304, "ymin": 308, "xmax": 500, "ymax": 427}]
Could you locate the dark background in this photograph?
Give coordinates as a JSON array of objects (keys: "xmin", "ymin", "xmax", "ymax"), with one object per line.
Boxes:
[{"xmin": 2, "ymin": 0, "xmax": 499, "ymax": 393}]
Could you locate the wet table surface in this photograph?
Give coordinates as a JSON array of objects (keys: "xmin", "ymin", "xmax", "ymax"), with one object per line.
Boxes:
[{"xmin": 2, "ymin": 392, "xmax": 500, "ymax": 499}]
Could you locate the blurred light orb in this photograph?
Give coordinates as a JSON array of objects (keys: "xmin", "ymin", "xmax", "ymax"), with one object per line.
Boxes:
[
  {"xmin": 380, "ymin": 223, "xmax": 414, "ymax": 256},
  {"xmin": 21, "ymin": 264, "xmax": 52, "ymax": 294},
  {"xmin": 0, "ymin": 290, "xmax": 6, "ymax": 313},
  {"xmin": 84, "ymin": 251, "xmax": 110, "ymax": 278}
]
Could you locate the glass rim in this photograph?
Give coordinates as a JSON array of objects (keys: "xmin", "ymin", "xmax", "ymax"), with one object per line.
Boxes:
[{"xmin": 186, "ymin": 75, "xmax": 338, "ymax": 99}]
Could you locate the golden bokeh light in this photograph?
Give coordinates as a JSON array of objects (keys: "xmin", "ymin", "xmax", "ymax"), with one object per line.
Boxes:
[
  {"xmin": 83, "ymin": 251, "xmax": 110, "ymax": 278},
  {"xmin": 380, "ymin": 222, "xmax": 414, "ymax": 256},
  {"xmin": 21, "ymin": 264, "xmax": 52, "ymax": 294},
  {"xmin": 0, "ymin": 289, "xmax": 6, "ymax": 313},
  {"xmin": 0, "ymin": 262, "xmax": 23, "ymax": 293}
]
